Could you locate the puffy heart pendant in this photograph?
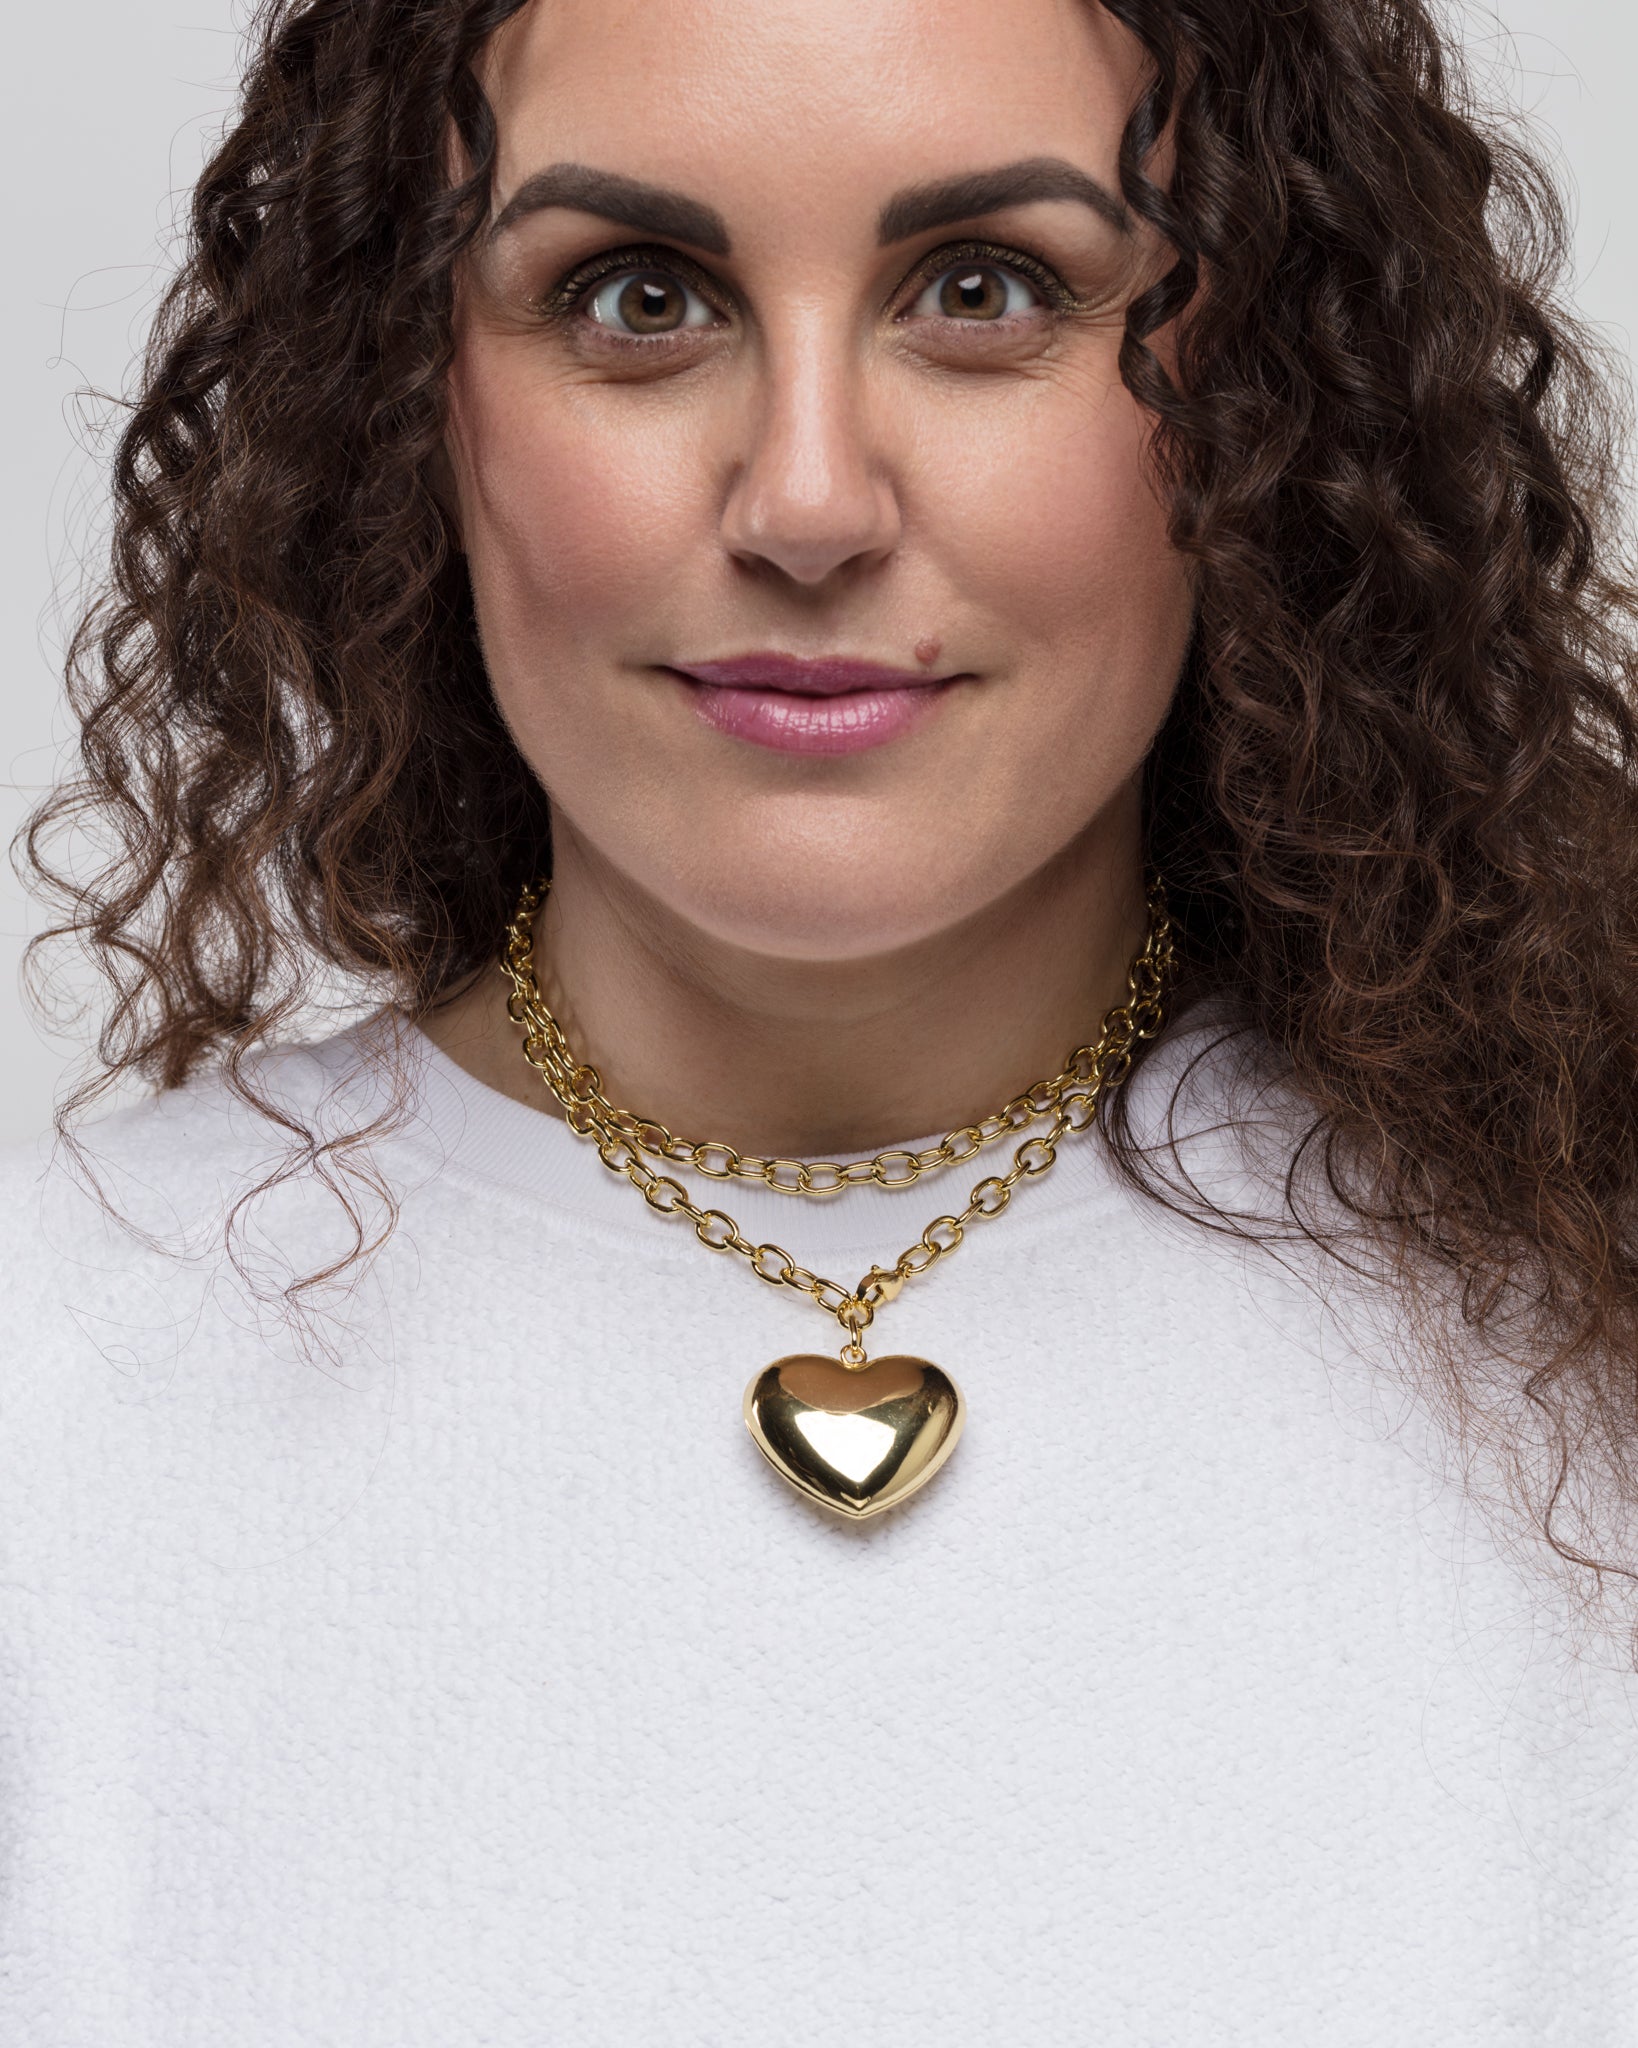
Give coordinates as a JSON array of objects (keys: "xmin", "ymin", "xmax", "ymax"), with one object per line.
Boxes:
[{"xmin": 743, "ymin": 1353, "xmax": 965, "ymax": 1520}]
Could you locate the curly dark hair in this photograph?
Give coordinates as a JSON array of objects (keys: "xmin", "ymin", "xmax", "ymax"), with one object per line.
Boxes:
[{"xmin": 20, "ymin": 0, "xmax": 1638, "ymax": 1643}]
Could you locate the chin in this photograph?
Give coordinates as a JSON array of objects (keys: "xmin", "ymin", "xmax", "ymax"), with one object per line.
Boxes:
[{"xmin": 673, "ymin": 863, "xmax": 978, "ymax": 963}]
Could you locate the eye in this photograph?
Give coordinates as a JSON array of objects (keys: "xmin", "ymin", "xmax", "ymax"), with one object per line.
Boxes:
[
  {"xmin": 907, "ymin": 261, "xmax": 1045, "ymax": 322},
  {"xmin": 584, "ymin": 268, "xmax": 718, "ymax": 337}
]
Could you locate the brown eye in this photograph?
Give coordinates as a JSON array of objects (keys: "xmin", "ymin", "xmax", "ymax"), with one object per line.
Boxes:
[
  {"xmin": 909, "ymin": 261, "xmax": 1044, "ymax": 323},
  {"xmin": 585, "ymin": 269, "xmax": 716, "ymax": 336},
  {"xmin": 942, "ymin": 269, "xmax": 1007, "ymax": 318}
]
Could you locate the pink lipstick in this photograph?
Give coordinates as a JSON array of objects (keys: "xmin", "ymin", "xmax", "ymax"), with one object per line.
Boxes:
[{"xmin": 668, "ymin": 653, "xmax": 958, "ymax": 756}]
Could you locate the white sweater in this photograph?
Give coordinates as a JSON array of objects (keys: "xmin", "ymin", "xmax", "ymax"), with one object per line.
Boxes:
[{"xmin": 1, "ymin": 1013, "xmax": 1634, "ymax": 2047}]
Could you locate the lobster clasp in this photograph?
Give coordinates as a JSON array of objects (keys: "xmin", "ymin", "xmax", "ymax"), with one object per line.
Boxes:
[{"xmin": 860, "ymin": 1265, "xmax": 906, "ymax": 1307}]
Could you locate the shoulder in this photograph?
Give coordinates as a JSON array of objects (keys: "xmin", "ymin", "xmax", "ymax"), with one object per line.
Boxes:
[
  {"xmin": 0, "ymin": 1017, "xmax": 421, "ymax": 1390},
  {"xmin": 0, "ymin": 1026, "xmax": 426, "ymax": 1596},
  {"xmin": 1107, "ymin": 998, "xmax": 1433, "ymax": 1411},
  {"xmin": 47, "ymin": 1006, "xmax": 430, "ymax": 1161},
  {"xmin": 2, "ymin": 1016, "xmax": 385, "ymax": 1220},
  {"xmin": 1115, "ymin": 994, "xmax": 1329, "ymax": 1228}
]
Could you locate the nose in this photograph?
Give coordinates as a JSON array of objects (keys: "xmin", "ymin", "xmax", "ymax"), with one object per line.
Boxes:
[{"xmin": 719, "ymin": 318, "xmax": 902, "ymax": 587}]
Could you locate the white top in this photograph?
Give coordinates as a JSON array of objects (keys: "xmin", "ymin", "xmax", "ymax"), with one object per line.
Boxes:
[{"xmin": 1, "ymin": 1012, "xmax": 1634, "ymax": 2046}]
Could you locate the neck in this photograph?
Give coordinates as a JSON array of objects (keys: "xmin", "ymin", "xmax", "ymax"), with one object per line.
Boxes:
[{"xmin": 418, "ymin": 798, "xmax": 1150, "ymax": 1158}]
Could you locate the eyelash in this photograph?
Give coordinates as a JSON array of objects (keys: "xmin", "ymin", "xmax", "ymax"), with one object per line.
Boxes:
[{"xmin": 533, "ymin": 238, "xmax": 1079, "ymax": 341}]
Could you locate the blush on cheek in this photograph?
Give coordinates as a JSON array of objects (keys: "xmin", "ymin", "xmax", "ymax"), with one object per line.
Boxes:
[
  {"xmin": 445, "ymin": 356, "xmax": 695, "ymax": 660},
  {"xmin": 943, "ymin": 386, "xmax": 1187, "ymax": 685}
]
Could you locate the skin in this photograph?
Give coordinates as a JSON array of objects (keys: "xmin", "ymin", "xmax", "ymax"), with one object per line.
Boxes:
[{"xmin": 422, "ymin": 0, "xmax": 1195, "ymax": 1159}]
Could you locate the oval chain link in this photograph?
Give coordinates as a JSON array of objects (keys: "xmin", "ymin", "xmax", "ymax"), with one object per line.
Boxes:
[{"xmin": 500, "ymin": 874, "xmax": 1176, "ymax": 1360}]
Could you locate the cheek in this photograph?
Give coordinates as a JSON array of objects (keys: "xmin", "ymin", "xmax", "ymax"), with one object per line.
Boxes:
[
  {"xmin": 929, "ymin": 376, "xmax": 1189, "ymax": 680},
  {"xmin": 444, "ymin": 348, "xmax": 702, "ymax": 664}
]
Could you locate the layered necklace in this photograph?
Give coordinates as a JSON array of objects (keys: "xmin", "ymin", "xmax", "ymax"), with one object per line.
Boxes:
[{"xmin": 500, "ymin": 876, "xmax": 1176, "ymax": 1520}]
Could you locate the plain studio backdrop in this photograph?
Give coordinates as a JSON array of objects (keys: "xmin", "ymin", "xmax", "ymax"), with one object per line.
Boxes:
[{"xmin": 3, "ymin": 0, "xmax": 1637, "ymax": 1148}]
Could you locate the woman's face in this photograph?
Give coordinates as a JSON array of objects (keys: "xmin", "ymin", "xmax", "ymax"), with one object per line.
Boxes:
[{"xmin": 445, "ymin": 0, "xmax": 1193, "ymax": 962}]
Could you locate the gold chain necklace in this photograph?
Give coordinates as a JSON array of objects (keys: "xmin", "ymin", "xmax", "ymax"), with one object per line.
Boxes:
[{"xmin": 501, "ymin": 875, "xmax": 1176, "ymax": 1519}]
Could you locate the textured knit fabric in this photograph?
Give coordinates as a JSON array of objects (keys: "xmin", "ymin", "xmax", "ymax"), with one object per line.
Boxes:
[{"xmin": 1, "ymin": 1012, "xmax": 1635, "ymax": 2047}]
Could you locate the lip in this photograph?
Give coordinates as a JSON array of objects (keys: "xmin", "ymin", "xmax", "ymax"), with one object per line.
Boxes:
[
  {"xmin": 671, "ymin": 654, "xmax": 943, "ymax": 696},
  {"xmin": 664, "ymin": 654, "xmax": 960, "ymax": 757}
]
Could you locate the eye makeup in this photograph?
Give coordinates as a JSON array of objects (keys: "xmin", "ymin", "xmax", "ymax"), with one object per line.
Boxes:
[{"xmin": 523, "ymin": 234, "xmax": 1092, "ymax": 348}]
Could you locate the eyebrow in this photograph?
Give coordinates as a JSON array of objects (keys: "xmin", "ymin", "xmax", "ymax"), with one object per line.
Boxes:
[
  {"xmin": 485, "ymin": 152, "xmax": 1130, "ymax": 259},
  {"xmin": 877, "ymin": 157, "xmax": 1129, "ymax": 244},
  {"xmin": 488, "ymin": 164, "xmax": 732, "ymax": 254}
]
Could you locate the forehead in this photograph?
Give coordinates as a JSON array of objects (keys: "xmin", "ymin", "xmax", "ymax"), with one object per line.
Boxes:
[{"xmin": 480, "ymin": 0, "xmax": 1146, "ymax": 206}]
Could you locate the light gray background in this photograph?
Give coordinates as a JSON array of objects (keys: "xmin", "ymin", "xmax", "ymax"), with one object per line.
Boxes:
[{"xmin": 4, "ymin": 1, "xmax": 1634, "ymax": 1145}]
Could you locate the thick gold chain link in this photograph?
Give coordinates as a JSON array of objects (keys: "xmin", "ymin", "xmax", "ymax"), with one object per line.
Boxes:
[{"xmin": 500, "ymin": 875, "xmax": 1175, "ymax": 1362}]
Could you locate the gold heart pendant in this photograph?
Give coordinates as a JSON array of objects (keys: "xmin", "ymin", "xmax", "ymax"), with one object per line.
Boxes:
[{"xmin": 743, "ymin": 1354, "xmax": 965, "ymax": 1520}]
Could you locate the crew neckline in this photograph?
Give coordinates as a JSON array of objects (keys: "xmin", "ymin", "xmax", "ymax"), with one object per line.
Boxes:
[{"xmin": 383, "ymin": 1016, "xmax": 1138, "ymax": 1259}]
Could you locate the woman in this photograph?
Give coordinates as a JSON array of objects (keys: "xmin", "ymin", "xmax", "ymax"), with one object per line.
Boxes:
[{"xmin": 6, "ymin": 0, "xmax": 1638, "ymax": 2038}]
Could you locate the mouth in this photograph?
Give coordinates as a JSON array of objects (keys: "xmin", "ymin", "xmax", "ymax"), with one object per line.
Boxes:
[
  {"xmin": 663, "ymin": 652, "xmax": 965, "ymax": 757},
  {"xmin": 669, "ymin": 653, "xmax": 950, "ymax": 697}
]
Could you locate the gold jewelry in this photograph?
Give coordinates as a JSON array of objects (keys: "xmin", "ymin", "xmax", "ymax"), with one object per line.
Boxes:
[{"xmin": 501, "ymin": 876, "xmax": 1176, "ymax": 1519}]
